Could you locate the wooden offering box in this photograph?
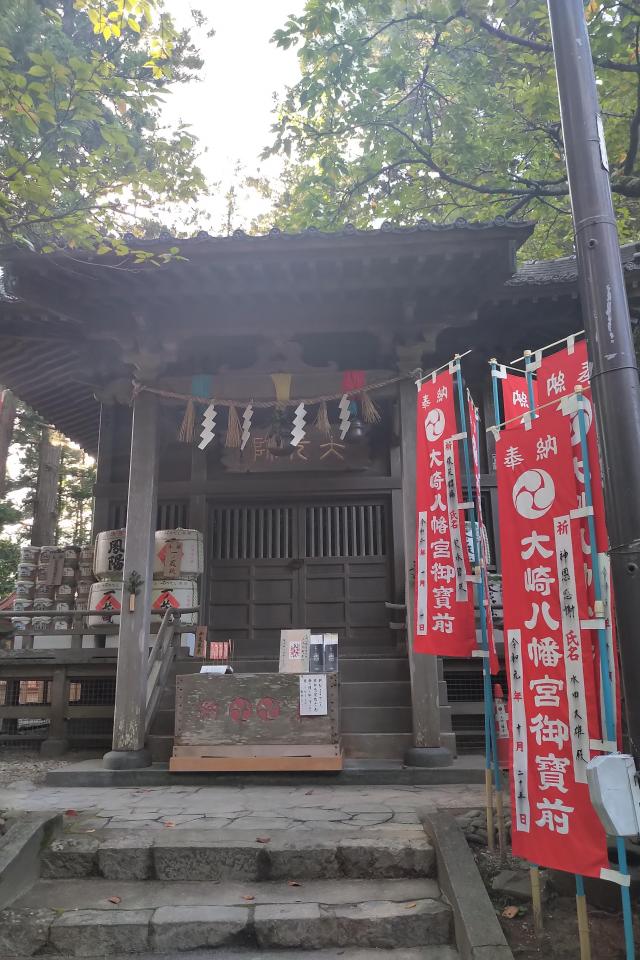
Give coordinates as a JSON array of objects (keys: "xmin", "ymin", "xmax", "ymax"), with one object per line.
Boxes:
[{"xmin": 169, "ymin": 672, "xmax": 342, "ymax": 772}]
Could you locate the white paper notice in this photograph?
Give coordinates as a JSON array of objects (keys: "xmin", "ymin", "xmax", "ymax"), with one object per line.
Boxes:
[{"xmin": 299, "ymin": 674, "xmax": 328, "ymax": 716}]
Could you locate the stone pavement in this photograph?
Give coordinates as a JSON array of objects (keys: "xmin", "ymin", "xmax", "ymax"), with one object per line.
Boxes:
[{"xmin": 0, "ymin": 781, "xmax": 486, "ymax": 831}]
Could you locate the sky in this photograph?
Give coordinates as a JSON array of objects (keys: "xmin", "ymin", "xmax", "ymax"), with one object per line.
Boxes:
[
  {"xmin": 5, "ymin": 4, "xmax": 306, "ymax": 525},
  {"xmin": 161, "ymin": 1, "xmax": 306, "ymax": 233}
]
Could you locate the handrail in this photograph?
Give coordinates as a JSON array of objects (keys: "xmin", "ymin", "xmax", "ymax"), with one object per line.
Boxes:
[{"xmin": 145, "ymin": 610, "xmax": 178, "ymax": 735}]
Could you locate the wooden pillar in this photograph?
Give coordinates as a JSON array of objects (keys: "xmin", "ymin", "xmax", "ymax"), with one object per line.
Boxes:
[
  {"xmin": 41, "ymin": 667, "xmax": 69, "ymax": 757},
  {"xmin": 91, "ymin": 402, "xmax": 115, "ymax": 538},
  {"xmin": 103, "ymin": 391, "xmax": 158, "ymax": 768},
  {"xmin": 399, "ymin": 380, "xmax": 452, "ymax": 765},
  {"xmin": 190, "ymin": 445, "xmax": 208, "ymax": 624}
]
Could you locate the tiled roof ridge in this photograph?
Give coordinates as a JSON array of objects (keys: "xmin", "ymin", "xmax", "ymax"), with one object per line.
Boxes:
[
  {"xmin": 509, "ymin": 240, "xmax": 640, "ymax": 286},
  {"xmin": 117, "ymin": 216, "xmax": 533, "ymax": 245}
]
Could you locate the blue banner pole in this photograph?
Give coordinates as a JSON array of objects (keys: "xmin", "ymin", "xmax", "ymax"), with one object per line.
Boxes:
[{"xmin": 454, "ymin": 358, "xmax": 501, "ymax": 854}]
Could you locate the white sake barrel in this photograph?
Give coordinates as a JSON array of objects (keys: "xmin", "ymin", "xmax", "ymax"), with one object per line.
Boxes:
[
  {"xmin": 93, "ymin": 530, "xmax": 126, "ymax": 580},
  {"xmin": 19, "ymin": 545, "xmax": 40, "ymax": 564},
  {"xmin": 38, "ymin": 546, "xmax": 60, "ymax": 565},
  {"xmin": 33, "ymin": 597, "xmax": 53, "ymax": 613},
  {"xmin": 88, "ymin": 580, "xmax": 123, "ymax": 625},
  {"xmin": 16, "ymin": 561, "xmax": 37, "ymax": 581},
  {"xmin": 151, "ymin": 579, "xmax": 198, "ymax": 623},
  {"xmin": 152, "ymin": 578, "xmax": 198, "ymax": 657},
  {"xmin": 79, "ymin": 546, "xmax": 93, "ymax": 564},
  {"xmin": 15, "ymin": 581, "xmax": 34, "ymax": 600},
  {"xmin": 153, "ymin": 529, "xmax": 203, "ymax": 580}
]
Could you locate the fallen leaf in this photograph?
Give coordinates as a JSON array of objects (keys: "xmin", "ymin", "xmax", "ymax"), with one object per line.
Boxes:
[
  {"xmin": 256, "ymin": 836, "xmax": 271, "ymax": 844},
  {"xmin": 107, "ymin": 897, "xmax": 121, "ymax": 905},
  {"xmin": 404, "ymin": 903, "xmax": 417, "ymax": 909},
  {"xmin": 163, "ymin": 821, "xmax": 175, "ymax": 828},
  {"xmin": 288, "ymin": 881, "xmax": 301, "ymax": 887},
  {"xmin": 242, "ymin": 895, "xmax": 255, "ymax": 902},
  {"xmin": 64, "ymin": 809, "xmax": 78, "ymax": 817},
  {"xmin": 502, "ymin": 905, "xmax": 519, "ymax": 920}
]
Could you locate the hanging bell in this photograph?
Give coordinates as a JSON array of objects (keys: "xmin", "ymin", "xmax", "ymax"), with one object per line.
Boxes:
[{"xmin": 345, "ymin": 416, "xmax": 367, "ymax": 445}]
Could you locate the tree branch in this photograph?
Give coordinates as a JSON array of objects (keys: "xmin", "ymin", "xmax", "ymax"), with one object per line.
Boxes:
[
  {"xmin": 623, "ymin": 24, "xmax": 640, "ymax": 175},
  {"xmin": 473, "ymin": 14, "xmax": 639, "ymax": 73}
]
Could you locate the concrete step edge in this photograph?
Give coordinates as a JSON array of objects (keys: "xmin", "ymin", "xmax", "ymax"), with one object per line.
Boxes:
[
  {"xmin": 0, "ymin": 898, "xmax": 453, "ymax": 955},
  {"xmin": 25, "ymin": 948, "xmax": 459, "ymax": 960},
  {"xmin": 40, "ymin": 833, "xmax": 436, "ymax": 882}
]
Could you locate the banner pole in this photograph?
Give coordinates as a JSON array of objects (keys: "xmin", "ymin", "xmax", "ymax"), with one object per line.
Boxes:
[
  {"xmin": 523, "ymin": 351, "xmax": 537, "ymax": 417},
  {"xmin": 575, "ymin": 875, "xmax": 592, "ymax": 960},
  {"xmin": 574, "ymin": 389, "xmax": 616, "ymax": 742},
  {"xmin": 489, "ymin": 360, "xmax": 508, "ymax": 857},
  {"xmin": 574, "ymin": 387, "xmax": 634, "ymax": 959},
  {"xmin": 530, "ymin": 865, "xmax": 544, "ymax": 937},
  {"xmin": 454, "ymin": 358, "xmax": 500, "ymax": 854},
  {"xmin": 490, "ymin": 360, "xmax": 502, "ymax": 424}
]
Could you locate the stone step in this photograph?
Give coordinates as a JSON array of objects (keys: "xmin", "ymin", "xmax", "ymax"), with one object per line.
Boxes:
[
  {"xmin": 340, "ymin": 707, "xmax": 413, "ymax": 735},
  {"xmin": 340, "ymin": 681, "xmax": 412, "ymax": 708},
  {"xmin": 40, "ymin": 827, "xmax": 434, "ymax": 882},
  {"xmin": 3, "ymin": 877, "xmax": 451, "ymax": 956},
  {"xmin": 340, "ymin": 733, "xmax": 413, "ymax": 760},
  {"xmin": 40, "ymin": 948, "xmax": 459, "ymax": 960}
]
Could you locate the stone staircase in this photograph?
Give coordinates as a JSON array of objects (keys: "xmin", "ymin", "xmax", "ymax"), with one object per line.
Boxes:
[
  {"xmin": 0, "ymin": 823, "xmax": 458, "ymax": 958},
  {"xmin": 147, "ymin": 655, "xmax": 456, "ymax": 763}
]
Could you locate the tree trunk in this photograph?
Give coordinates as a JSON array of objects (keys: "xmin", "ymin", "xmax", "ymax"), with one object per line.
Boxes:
[
  {"xmin": 31, "ymin": 427, "xmax": 61, "ymax": 546},
  {"xmin": 0, "ymin": 389, "xmax": 16, "ymax": 499}
]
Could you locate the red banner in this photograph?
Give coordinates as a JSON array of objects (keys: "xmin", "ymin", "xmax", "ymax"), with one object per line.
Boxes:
[
  {"xmin": 538, "ymin": 339, "xmax": 606, "ymax": 547},
  {"xmin": 468, "ymin": 392, "xmax": 499, "ymax": 674},
  {"xmin": 503, "ymin": 372, "xmax": 537, "ymax": 428},
  {"xmin": 538, "ymin": 339, "xmax": 621, "ymax": 746},
  {"xmin": 414, "ymin": 370, "xmax": 475, "ymax": 655},
  {"xmin": 497, "ymin": 405, "xmax": 609, "ymax": 878}
]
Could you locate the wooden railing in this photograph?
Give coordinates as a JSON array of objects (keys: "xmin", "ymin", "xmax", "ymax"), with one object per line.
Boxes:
[
  {"xmin": 146, "ymin": 610, "xmax": 177, "ymax": 735},
  {"xmin": 0, "ymin": 607, "xmax": 201, "ymax": 754}
]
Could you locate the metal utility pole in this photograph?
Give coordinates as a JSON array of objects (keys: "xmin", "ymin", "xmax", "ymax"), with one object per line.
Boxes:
[{"xmin": 547, "ymin": 0, "xmax": 640, "ymax": 758}]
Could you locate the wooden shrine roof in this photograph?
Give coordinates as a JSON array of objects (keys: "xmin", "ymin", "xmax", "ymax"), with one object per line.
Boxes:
[{"xmin": 0, "ymin": 217, "xmax": 547, "ymax": 453}]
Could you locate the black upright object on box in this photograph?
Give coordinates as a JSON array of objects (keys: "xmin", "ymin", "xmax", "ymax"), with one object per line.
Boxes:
[
  {"xmin": 309, "ymin": 634, "xmax": 324, "ymax": 673},
  {"xmin": 323, "ymin": 633, "xmax": 338, "ymax": 673}
]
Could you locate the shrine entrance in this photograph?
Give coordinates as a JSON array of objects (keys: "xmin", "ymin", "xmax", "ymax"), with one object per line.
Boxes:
[{"xmin": 206, "ymin": 499, "xmax": 394, "ymax": 659}]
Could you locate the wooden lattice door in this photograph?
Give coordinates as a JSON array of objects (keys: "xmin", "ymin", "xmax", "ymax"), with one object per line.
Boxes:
[{"xmin": 207, "ymin": 499, "xmax": 392, "ymax": 659}]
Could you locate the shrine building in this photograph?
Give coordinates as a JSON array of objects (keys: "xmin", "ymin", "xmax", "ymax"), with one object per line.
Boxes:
[{"xmin": 0, "ymin": 222, "xmax": 639, "ymax": 768}]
